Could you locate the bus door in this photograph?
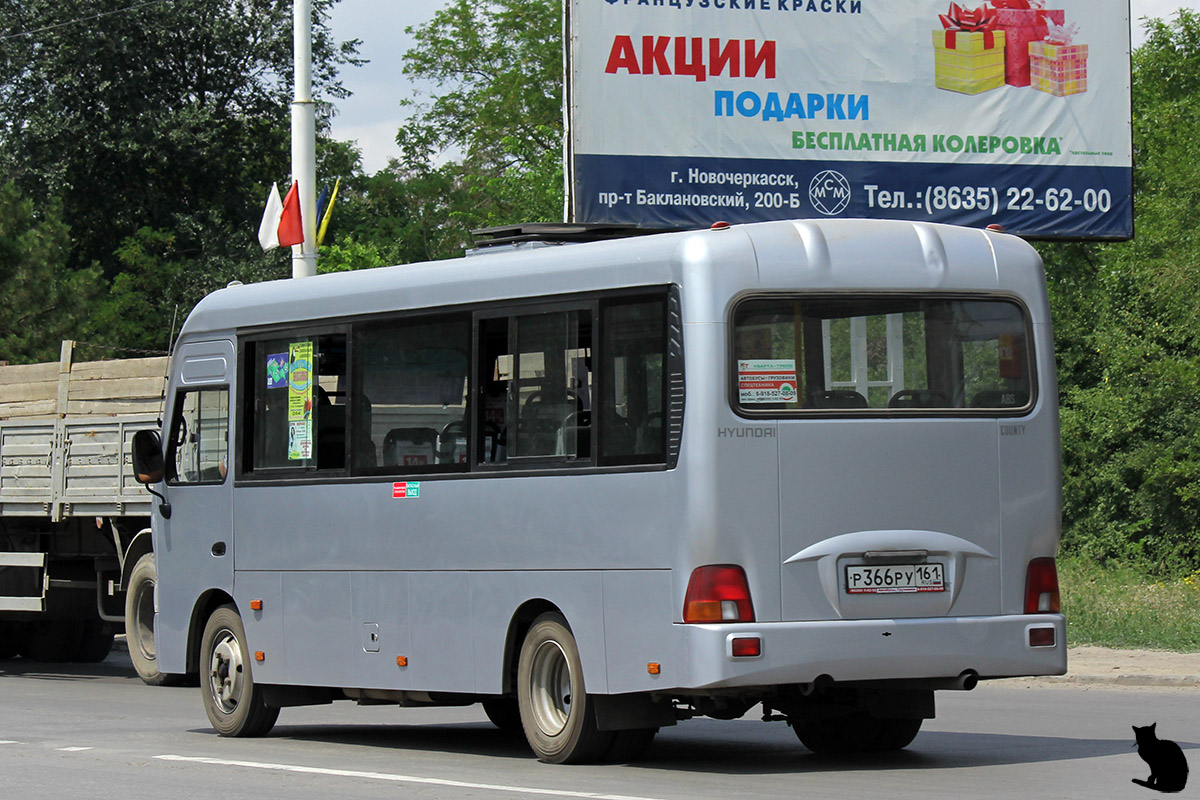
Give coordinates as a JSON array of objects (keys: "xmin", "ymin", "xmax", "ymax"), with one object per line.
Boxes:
[{"xmin": 157, "ymin": 339, "xmax": 236, "ymax": 670}]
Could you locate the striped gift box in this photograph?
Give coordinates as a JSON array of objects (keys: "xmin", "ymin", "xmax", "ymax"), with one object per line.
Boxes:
[{"xmin": 1029, "ymin": 41, "xmax": 1089, "ymax": 96}]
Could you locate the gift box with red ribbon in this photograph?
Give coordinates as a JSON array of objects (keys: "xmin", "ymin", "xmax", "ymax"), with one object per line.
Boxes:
[
  {"xmin": 991, "ymin": 0, "xmax": 1066, "ymax": 86},
  {"xmin": 1030, "ymin": 23, "xmax": 1088, "ymax": 96},
  {"xmin": 934, "ymin": 3, "xmax": 1007, "ymax": 95}
]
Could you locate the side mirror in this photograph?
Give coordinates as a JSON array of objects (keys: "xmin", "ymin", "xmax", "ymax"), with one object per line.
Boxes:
[
  {"xmin": 132, "ymin": 429, "xmax": 165, "ymax": 484},
  {"xmin": 132, "ymin": 429, "xmax": 171, "ymax": 519}
]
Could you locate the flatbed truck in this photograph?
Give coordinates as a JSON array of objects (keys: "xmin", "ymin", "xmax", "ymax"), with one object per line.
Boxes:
[{"xmin": 0, "ymin": 341, "xmax": 171, "ymax": 682}]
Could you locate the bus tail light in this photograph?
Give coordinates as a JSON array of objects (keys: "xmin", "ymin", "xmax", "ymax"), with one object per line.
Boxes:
[
  {"xmin": 1024, "ymin": 557, "xmax": 1060, "ymax": 614},
  {"xmin": 683, "ymin": 565, "xmax": 755, "ymax": 623}
]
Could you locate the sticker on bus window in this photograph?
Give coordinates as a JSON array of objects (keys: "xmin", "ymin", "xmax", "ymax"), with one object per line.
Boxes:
[
  {"xmin": 997, "ymin": 334, "xmax": 1022, "ymax": 379},
  {"xmin": 288, "ymin": 342, "xmax": 314, "ymax": 421},
  {"xmin": 266, "ymin": 353, "xmax": 289, "ymax": 389},
  {"xmin": 393, "ymin": 481, "xmax": 421, "ymax": 499},
  {"xmin": 288, "ymin": 421, "xmax": 312, "ymax": 460},
  {"xmin": 738, "ymin": 359, "xmax": 798, "ymax": 404}
]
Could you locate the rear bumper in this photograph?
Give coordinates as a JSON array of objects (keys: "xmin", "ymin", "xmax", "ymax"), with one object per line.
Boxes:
[{"xmin": 677, "ymin": 614, "xmax": 1066, "ymax": 690}]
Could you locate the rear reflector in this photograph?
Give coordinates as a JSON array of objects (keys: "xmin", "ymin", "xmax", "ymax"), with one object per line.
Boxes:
[
  {"xmin": 1024, "ymin": 557, "xmax": 1061, "ymax": 614},
  {"xmin": 683, "ymin": 565, "xmax": 755, "ymax": 623},
  {"xmin": 1028, "ymin": 627, "xmax": 1055, "ymax": 647},
  {"xmin": 731, "ymin": 637, "xmax": 761, "ymax": 658}
]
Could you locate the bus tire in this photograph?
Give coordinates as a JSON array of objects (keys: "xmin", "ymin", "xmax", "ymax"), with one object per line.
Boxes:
[
  {"xmin": 71, "ymin": 619, "xmax": 115, "ymax": 663},
  {"xmin": 482, "ymin": 697, "xmax": 523, "ymax": 732},
  {"xmin": 516, "ymin": 612, "xmax": 613, "ymax": 764},
  {"xmin": 872, "ymin": 717, "xmax": 923, "ymax": 751},
  {"xmin": 792, "ymin": 712, "xmax": 879, "ymax": 754},
  {"xmin": 200, "ymin": 604, "xmax": 279, "ymax": 737},
  {"xmin": 125, "ymin": 553, "xmax": 183, "ymax": 685}
]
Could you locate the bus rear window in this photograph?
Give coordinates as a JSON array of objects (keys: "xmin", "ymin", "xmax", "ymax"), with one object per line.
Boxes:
[{"xmin": 732, "ymin": 295, "xmax": 1033, "ymax": 414}]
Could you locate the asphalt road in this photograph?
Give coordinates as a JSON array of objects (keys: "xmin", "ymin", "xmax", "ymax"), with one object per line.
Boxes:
[{"xmin": 0, "ymin": 649, "xmax": 1194, "ymax": 800}]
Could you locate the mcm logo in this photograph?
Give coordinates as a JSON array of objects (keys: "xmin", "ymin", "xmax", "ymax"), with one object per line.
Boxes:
[{"xmin": 809, "ymin": 169, "xmax": 851, "ymax": 216}]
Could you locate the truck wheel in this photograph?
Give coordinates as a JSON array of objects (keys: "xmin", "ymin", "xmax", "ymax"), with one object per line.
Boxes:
[
  {"xmin": 18, "ymin": 619, "xmax": 83, "ymax": 662},
  {"xmin": 200, "ymin": 604, "xmax": 279, "ymax": 737},
  {"xmin": 0, "ymin": 623, "xmax": 21, "ymax": 659},
  {"xmin": 72, "ymin": 620, "xmax": 115, "ymax": 663},
  {"xmin": 125, "ymin": 553, "xmax": 181, "ymax": 685},
  {"xmin": 516, "ymin": 612, "xmax": 612, "ymax": 763}
]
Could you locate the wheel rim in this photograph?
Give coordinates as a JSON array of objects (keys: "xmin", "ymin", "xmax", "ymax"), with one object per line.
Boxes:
[
  {"xmin": 528, "ymin": 639, "xmax": 573, "ymax": 737},
  {"xmin": 208, "ymin": 628, "xmax": 244, "ymax": 715},
  {"xmin": 132, "ymin": 578, "xmax": 156, "ymax": 661}
]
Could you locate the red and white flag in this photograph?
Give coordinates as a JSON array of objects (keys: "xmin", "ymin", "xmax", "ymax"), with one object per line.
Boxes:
[{"xmin": 258, "ymin": 181, "xmax": 304, "ymax": 251}]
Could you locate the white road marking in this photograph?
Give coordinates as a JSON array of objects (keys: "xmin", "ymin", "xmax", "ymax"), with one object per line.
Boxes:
[
  {"xmin": 154, "ymin": 754, "xmax": 666, "ymax": 800},
  {"xmin": 0, "ymin": 741, "xmax": 18, "ymax": 745},
  {"xmin": 57, "ymin": 747, "xmax": 93, "ymax": 752}
]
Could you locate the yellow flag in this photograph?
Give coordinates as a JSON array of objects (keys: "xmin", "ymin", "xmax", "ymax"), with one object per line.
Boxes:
[{"xmin": 316, "ymin": 178, "xmax": 340, "ymax": 246}]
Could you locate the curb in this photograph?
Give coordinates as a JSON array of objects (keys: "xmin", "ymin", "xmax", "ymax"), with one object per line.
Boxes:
[
  {"xmin": 1021, "ymin": 673, "xmax": 1200, "ymax": 688},
  {"xmin": 998, "ymin": 676, "xmax": 1200, "ymax": 690}
]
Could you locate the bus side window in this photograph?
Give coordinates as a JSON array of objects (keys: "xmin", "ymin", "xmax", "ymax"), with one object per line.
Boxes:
[
  {"xmin": 512, "ymin": 309, "xmax": 591, "ymax": 459},
  {"xmin": 478, "ymin": 317, "xmax": 510, "ymax": 464},
  {"xmin": 355, "ymin": 314, "xmax": 470, "ymax": 475},
  {"xmin": 167, "ymin": 388, "xmax": 229, "ymax": 484},
  {"xmin": 599, "ymin": 297, "xmax": 666, "ymax": 466}
]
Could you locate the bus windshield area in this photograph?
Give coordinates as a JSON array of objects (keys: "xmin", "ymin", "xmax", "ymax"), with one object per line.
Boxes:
[{"xmin": 732, "ymin": 295, "xmax": 1033, "ymax": 413}]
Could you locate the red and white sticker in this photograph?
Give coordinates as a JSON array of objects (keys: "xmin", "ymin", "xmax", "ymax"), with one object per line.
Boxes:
[{"xmin": 392, "ymin": 482, "xmax": 421, "ymax": 499}]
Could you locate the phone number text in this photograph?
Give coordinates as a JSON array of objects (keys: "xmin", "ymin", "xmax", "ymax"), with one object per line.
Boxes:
[{"xmin": 864, "ymin": 184, "xmax": 1114, "ymax": 215}]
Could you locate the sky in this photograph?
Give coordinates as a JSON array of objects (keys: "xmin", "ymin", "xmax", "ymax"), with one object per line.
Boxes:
[{"xmin": 327, "ymin": 0, "xmax": 1200, "ymax": 174}]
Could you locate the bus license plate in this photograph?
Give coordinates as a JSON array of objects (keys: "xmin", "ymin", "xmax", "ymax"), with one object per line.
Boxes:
[{"xmin": 845, "ymin": 563, "xmax": 945, "ymax": 594}]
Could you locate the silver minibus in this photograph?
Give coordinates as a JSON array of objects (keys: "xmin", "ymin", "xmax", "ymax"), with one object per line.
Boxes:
[{"xmin": 134, "ymin": 218, "xmax": 1065, "ymax": 763}]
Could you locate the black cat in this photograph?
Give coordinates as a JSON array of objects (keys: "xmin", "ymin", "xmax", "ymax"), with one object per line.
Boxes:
[{"xmin": 1132, "ymin": 723, "xmax": 1189, "ymax": 793}]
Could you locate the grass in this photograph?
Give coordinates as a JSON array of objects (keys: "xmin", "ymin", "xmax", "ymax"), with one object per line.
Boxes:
[{"xmin": 1058, "ymin": 556, "xmax": 1200, "ymax": 652}]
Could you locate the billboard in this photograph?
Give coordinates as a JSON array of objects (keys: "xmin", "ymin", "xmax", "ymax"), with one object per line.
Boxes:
[{"xmin": 566, "ymin": 0, "xmax": 1133, "ymax": 238}]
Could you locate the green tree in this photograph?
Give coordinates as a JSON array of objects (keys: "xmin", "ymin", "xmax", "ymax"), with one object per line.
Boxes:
[
  {"xmin": 1047, "ymin": 10, "xmax": 1200, "ymax": 574},
  {"xmin": 384, "ymin": 0, "xmax": 563, "ymax": 255},
  {"xmin": 0, "ymin": 0, "xmax": 361, "ymax": 279},
  {"xmin": 0, "ymin": 183, "xmax": 102, "ymax": 363}
]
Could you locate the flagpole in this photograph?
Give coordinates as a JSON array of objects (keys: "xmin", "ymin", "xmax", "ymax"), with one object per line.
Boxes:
[{"xmin": 291, "ymin": 0, "xmax": 317, "ymax": 279}]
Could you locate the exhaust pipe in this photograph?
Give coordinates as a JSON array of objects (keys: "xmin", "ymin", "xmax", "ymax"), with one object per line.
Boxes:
[{"xmin": 953, "ymin": 669, "xmax": 979, "ymax": 691}]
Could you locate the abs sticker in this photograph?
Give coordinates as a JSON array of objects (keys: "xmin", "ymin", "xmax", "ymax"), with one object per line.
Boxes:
[
  {"xmin": 738, "ymin": 359, "xmax": 798, "ymax": 404},
  {"xmin": 392, "ymin": 481, "xmax": 421, "ymax": 499}
]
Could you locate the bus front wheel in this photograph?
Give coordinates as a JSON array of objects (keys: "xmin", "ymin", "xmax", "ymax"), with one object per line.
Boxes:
[
  {"xmin": 125, "ymin": 554, "xmax": 184, "ymax": 685},
  {"xmin": 200, "ymin": 605, "xmax": 279, "ymax": 737},
  {"xmin": 516, "ymin": 612, "xmax": 612, "ymax": 764}
]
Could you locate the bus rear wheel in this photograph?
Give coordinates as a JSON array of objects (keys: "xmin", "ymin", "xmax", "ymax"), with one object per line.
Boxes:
[
  {"xmin": 516, "ymin": 612, "xmax": 612, "ymax": 764},
  {"xmin": 792, "ymin": 713, "xmax": 922, "ymax": 754},
  {"xmin": 200, "ymin": 604, "xmax": 279, "ymax": 737}
]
